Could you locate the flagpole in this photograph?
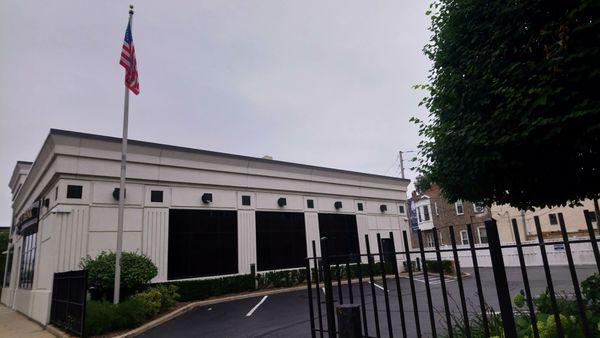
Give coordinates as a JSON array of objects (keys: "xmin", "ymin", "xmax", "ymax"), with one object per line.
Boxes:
[{"xmin": 114, "ymin": 5, "xmax": 133, "ymax": 305}]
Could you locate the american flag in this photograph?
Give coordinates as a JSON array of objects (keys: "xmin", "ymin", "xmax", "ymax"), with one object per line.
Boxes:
[{"xmin": 120, "ymin": 19, "xmax": 139, "ymax": 95}]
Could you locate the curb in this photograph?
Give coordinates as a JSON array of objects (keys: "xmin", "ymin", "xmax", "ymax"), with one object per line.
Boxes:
[
  {"xmin": 46, "ymin": 324, "xmax": 77, "ymax": 337},
  {"xmin": 114, "ymin": 285, "xmax": 308, "ymax": 338}
]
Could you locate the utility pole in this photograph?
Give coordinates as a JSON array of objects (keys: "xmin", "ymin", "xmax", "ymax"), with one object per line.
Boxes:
[{"xmin": 399, "ymin": 151, "xmax": 405, "ymax": 179}]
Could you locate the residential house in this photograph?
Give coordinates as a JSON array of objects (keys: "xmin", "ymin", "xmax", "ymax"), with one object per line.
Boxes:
[{"xmin": 410, "ymin": 184, "xmax": 491, "ymax": 248}]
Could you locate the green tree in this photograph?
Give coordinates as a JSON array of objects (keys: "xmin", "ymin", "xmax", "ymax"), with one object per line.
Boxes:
[{"xmin": 414, "ymin": 0, "xmax": 600, "ymax": 209}]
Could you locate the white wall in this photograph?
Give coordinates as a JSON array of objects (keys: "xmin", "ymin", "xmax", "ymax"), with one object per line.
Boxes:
[{"xmin": 421, "ymin": 237, "xmax": 599, "ymax": 268}]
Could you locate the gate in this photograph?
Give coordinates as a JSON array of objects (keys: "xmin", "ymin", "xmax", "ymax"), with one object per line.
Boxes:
[
  {"xmin": 305, "ymin": 214, "xmax": 600, "ymax": 338},
  {"xmin": 50, "ymin": 270, "xmax": 88, "ymax": 337}
]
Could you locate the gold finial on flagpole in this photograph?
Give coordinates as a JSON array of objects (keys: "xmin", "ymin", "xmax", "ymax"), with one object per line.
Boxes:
[{"xmin": 129, "ymin": 5, "xmax": 134, "ymax": 15}]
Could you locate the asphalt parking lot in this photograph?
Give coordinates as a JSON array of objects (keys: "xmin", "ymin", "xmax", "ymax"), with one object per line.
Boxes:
[{"xmin": 139, "ymin": 265, "xmax": 596, "ymax": 338}]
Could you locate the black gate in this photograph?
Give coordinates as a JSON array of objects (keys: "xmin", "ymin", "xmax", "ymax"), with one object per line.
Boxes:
[
  {"xmin": 305, "ymin": 214, "xmax": 600, "ymax": 338},
  {"xmin": 50, "ymin": 270, "xmax": 88, "ymax": 337}
]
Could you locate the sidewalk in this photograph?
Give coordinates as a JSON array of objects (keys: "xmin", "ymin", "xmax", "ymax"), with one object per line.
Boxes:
[{"xmin": 0, "ymin": 304, "xmax": 54, "ymax": 338}]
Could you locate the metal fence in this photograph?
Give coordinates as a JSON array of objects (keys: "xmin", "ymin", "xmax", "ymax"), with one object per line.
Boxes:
[
  {"xmin": 50, "ymin": 270, "xmax": 88, "ymax": 337},
  {"xmin": 305, "ymin": 213, "xmax": 600, "ymax": 338}
]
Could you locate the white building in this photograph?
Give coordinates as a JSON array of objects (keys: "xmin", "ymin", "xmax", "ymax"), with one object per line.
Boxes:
[{"xmin": 1, "ymin": 129, "xmax": 410, "ymax": 325}]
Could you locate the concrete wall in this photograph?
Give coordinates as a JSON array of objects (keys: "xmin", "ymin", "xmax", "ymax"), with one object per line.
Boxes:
[{"xmin": 422, "ymin": 237, "xmax": 599, "ymax": 268}]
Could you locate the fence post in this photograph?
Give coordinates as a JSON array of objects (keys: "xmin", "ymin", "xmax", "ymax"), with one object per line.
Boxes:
[
  {"xmin": 485, "ymin": 218, "xmax": 517, "ymax": 338},
  {"xmin": 320, "ymin": 237, "xmax": 337, "ymax": 338},
  {"xmin": 336, "ymin": 304, "xmax": 362, "ymax": 338}
]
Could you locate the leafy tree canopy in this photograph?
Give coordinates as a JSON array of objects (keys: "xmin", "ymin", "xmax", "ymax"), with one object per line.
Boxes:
[{"xmin": 414, "ymin": 0, "xmax": 600, "ymax": 209}]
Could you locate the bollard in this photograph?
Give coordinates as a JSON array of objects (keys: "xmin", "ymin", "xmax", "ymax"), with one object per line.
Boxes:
[
  {"xmin": 336, "ymin": 304, "xmax": 362, "ymax": 338},
  {"xmin": 250, "ymin": 263, "xmax": 257, "ymax": 289}
]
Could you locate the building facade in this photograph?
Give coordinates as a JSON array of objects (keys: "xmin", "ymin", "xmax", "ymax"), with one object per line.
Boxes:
[
  {"xmin": 492, "ymin": 201, "xmax": 599, "ymax": 243},
  {"xmin": 1, "ymin": 129, "xmax": 410, "ymax": 325},
  {"xmin": 410, "ymin": 184, "xmax": 491, "ymax": 248}
]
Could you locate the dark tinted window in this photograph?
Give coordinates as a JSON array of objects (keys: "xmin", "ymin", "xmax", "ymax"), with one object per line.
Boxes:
[
  {"xmin": 357, "ymin": 203, "xmax": 363, "ymax": 211},
  {"xmin": 399, "ymin": 205, "xmax": 405, "ymax": 214},
  {"xmin": 168, "ymin": 209, "xmax": 238, "ymax": 279},
  {"xmin": 549, "ymin": 214, "xmax": 558, "ymax": 225},
  {"xmin": 242, "ymin": 195, "xmax": 251, "ymax": 206},
  {"xmin": 151, "ymin": 190, "xmax": 163, "ymax": 202},
  {"xmin": 66, "ymin": 185, "xmax": 82, "ymax": 199},
  {"xmin": 256, "ymin": 212, "xmax": 307, "ymax": 271},
  {"xmin": 307, "ymin": 199, "xmax": 314, "ymax": 209},
  {"xmin": 318, "ymin": 213, "xmax": 360, "ymax": 264}
]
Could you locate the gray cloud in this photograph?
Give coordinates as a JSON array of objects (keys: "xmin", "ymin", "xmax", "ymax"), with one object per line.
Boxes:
[{"xmin": 0, "ymin": 0, "xmax": 431, "ymax": 226}]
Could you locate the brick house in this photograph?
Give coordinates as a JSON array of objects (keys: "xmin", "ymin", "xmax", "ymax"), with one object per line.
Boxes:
[{"xmin": 409, "ymin": 184, "xmax": 491, "ymax": 248}]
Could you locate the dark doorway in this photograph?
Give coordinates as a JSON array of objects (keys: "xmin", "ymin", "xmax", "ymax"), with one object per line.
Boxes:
[
  {"xmin": 380, "ymin": 237, "xmax": 396, "ymax": 262},
  {"xmin": 168, "ymin": 209, "xmax": 238, "ymax": 280},
  {"xmin": 256, "ymin": 211, "xmax": 307, "ymax": 271},
  {"xmin": 318, "ymin": 213, "xmax": 360, "ymax": 264}
]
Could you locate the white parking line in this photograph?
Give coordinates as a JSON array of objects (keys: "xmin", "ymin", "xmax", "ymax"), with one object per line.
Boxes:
[
  {"xmin": 246, "ymin": 296, "xmax": 268, "ymax": 317},
  {"xmin": 368, "ymin": 281, "xmax": 389, "ymax": 292}
]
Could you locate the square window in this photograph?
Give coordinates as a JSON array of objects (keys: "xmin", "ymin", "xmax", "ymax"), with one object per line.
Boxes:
[
  {"xmin": 242, "ymin": 195, "xmax": 251, "ymax": 206},
  {"xmin": 307, "ymin": 199, "xmax": 314, "ymax": 209},
  {"xmin": 549, "ymin": 214, "xmax": 558, "ymax": 225},
  {"xmin": 66, "ymin": 185, "xmax": 82, "ymax": 199},
  {"xmin": 151, "ymin": 190, "xmax": 163, "ymax": 203},
  {"xmin": 399, "ymin": 204, "xmax": 405, "ymax": 214},
  {"xmin": 357, "ymin": 203, "xmax": 363, "ymax": 211}
]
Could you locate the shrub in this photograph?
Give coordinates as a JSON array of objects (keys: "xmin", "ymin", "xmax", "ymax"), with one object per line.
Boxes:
[
  {"xmin": 256, "ymin": 269, "xmax": 306, "ymax": 288},
  {"xmin": 85, "ymin": 301, "xmax": 118, "ymax": 336},
  {"xmin": 163, "ymin": 274, "xmax": 255, "ymax": 302},
  {"xmin": 80, "ymin": 251, "xmax": 158, "ymax": 299},
  {"xmin": 425, "ymin": 260, "xmax": 453, "ymax": 274},
  {"xmin": 85, "ymin": 285, "xmax": 180, "ymax": 336},
  {"xmin": 115, "ymin": 297, "xmax": 152, "ymax": 329},
  {"xmin": 131, "ymin": 288, "xmax": 162, "ymax": 317}
]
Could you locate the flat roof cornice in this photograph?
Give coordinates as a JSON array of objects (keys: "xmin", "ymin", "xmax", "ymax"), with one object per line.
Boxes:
[{"xmin": 49, "ymin": 128, "xmax": 410, "ymax": 184}]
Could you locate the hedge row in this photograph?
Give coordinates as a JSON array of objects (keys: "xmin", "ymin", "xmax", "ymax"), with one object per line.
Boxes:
[{"xmin": 425, "ymin": 260, "xmax": 454, "ymax": 274}]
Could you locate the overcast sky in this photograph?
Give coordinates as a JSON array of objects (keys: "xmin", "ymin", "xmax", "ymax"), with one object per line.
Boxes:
[{"xmin": 0, "ymin": 1, "xmax": 431, "ymax": 227}]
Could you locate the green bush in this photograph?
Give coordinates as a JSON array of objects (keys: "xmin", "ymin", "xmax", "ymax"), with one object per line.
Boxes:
[
  {"xmin": 152, "ymin": 284, "xmax": 180, "ymax": 311},
  {"xmin": 80, "ymin": 251, "xmax": 158, "ymax": 299},
  {"xmin": 131, "ymin": 288, "xmax": 162, "ymax": 317},
  {"xmin": 162, "ymin": 274, "xmax": 256, "ymax": 302},
  {"xmin": 85, "ymin": 284, "xmax": 179, "ymax": 336},
  {"xmin": 256, "ymin": 269, "xmax": 306, "ymax": 288},
  {"xmin": 115, "ymin": 297, "xmax": 152, "ymax": 329},
  {"xmin": 85, "ymin": 301, "xmax": 118, "ymax": 336},
  {"xmin": 425, "ymin": 260, "xmax": 453, "ymax": 274}
]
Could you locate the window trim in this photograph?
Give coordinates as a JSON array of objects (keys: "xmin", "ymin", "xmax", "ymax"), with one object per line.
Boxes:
[
  {"xmin": 455, "ymin": 200, "xmax": 464, "ymax": 215},
  {"xmin": 398, "ymin": 204, "xmax": 405, "ymax": 214},
  {"xmin": 459, "ymin": 230, "xmax": 469, "ymax": 245},
  {"xmin": 19, "ymin": 232, "xmax": 37, "ymax": 289},
  {"xmin": 477, "ymin": 226, "xmax": 488, "ymax": 244},
  {"xmin": 422, "ymin": 205, "xmax": 431, "ymax": 221}
]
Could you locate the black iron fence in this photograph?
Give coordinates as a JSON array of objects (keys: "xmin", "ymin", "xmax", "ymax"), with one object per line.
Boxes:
[
  {"xmin": 50, "ymin": 269, "xmax": 88, "ymax": 337},
  {"xmin": 305, "ymin": 213, "xmax": 600, "ymax": 338}
]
